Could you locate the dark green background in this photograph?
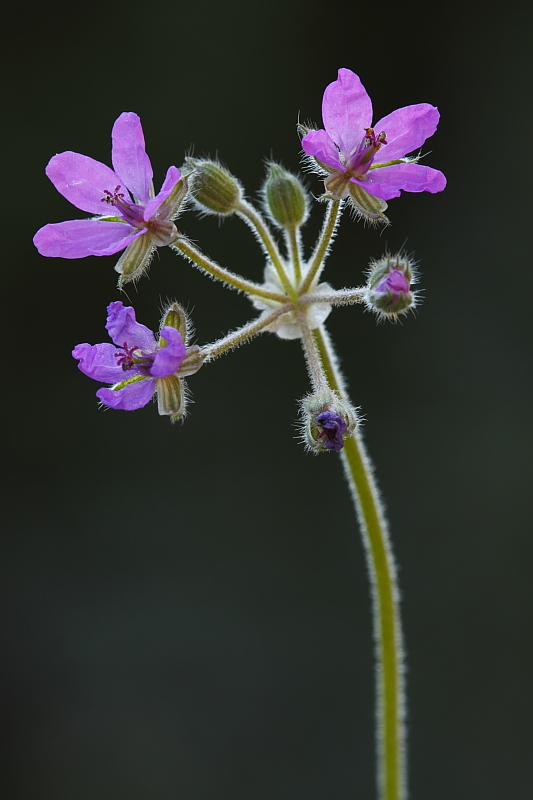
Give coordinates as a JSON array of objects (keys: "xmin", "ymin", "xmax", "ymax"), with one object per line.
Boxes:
[{"xmin": 3, "ymin": 1, "xmax": 532, "ymax": 798}]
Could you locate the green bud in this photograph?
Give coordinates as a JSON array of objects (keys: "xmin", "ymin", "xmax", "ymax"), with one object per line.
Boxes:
[
  {"xmin": 186, "ymin": 158, "xmax": 242, "ymax": 216},
  {"xmin": 263, "ymin": 163, "xmax": 308, "ymax": 229}
]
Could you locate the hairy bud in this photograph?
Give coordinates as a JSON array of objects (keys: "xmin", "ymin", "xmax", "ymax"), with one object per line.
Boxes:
[
  {"xmin": 263, "ymin": 163, "xmax": 308, "ymax": 229},
  {"xmin": 365, "ymin": 253, "xmax": 416, "ymax": 320},
  {"xmin": 186, "ymin": 158, "xmax": 242, "ymax": 216},
  {"xmin": 299, "ymin": 390, "xmax": 357, "ymax": 453}
]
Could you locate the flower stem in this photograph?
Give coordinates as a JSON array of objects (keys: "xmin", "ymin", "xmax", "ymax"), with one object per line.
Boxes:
[
  {"xmin": 313, "ymin": 324, "xmax": 406, "ymax": 800},
  {"xmin": 285, "ymin": 226, "xmax": 303, "ymax": 284},
  {"xmin": 203, "ymin": 305, "xmax": 292, "ymax": 361},
  {"xmin": 236, "ymin": 200, "xmax": 296, "ymax": 300},
  {"xmin": 172, "ymin": 238, "xmax": 287, "ymax": 303},
  {"xmin": 300, "ymin": 199, "xmax": 342, "ymax": 295}
]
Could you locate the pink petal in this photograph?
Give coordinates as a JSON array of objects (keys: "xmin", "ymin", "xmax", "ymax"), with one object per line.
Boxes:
[
  {"xmin": 46, "ymin": 152, "xmax": 122, "ymax": 214},
  {"xmin": 353, "ymin": 163, "xmax": 447, "ymax": 201},
  {"xmin": 322, "ymin": 68, "xmax": 372, "ymax": 156},
  {"xmin": 97, "ymin": 377, "xmax": 156, "ymax": 410},
  {"xmin": 150, "ymin": 326, "xmax": 186, "ymax": 378},
  {"xmin": 144, "ymin": 166, "xmax": 182, "ymax": 221},
  {"xmin": 301, "ymin": 130, "xmax": 343, "ymax": 171},
  {"xmin": 73, "ymin": 342, "xmax": 125, "ymax": 383},
  {"xmin": 33, "ymin": 220, "xmax": 142, "ymax": 259},
  {"xmin": 105, "ymin": 301, "xmax": 157, "ymax": 352},
  {"xmin": 111, "ymin": 112, "xmax": 153, "ymax": 205},
  {"xmin": 373, "ymin": 104, "xmax": 440, "ymax": 161}
]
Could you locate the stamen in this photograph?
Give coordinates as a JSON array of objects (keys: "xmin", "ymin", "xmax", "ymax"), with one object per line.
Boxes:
[
  {"xmin": 101, "ymin": 186, "xmax": 125, "ymax": 205},
  {"xmin": 115, "ymin": 341, "xmax": 139, "ymax": 370}
]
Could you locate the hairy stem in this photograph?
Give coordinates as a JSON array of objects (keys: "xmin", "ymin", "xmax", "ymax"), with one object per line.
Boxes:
[
  {"xmin": 286, "ymin": 226, "xmax": 303, "ymax": 284},
  {"xmin": 172, "ymin": 238, "xmax": 287, "ymax": 303},
  {"xmin": 313, "ymin": 324, "xmax": 406, "ymax": 800},
  {"xmin": 236, "ymin": 200, "xmax": 296, "ymax": 299},
  {"xmin": 300, "ymin": 199, "xmax": 342, "ymax": 294},
  {"xmin": 203, "ymin": 305, "xmax": 292, "ymax": 361}
]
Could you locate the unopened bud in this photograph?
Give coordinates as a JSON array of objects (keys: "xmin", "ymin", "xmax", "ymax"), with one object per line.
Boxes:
[
  {"xmin": 365, "ymin": 253, "xmax": 416, "ymax": 320},
  {"xmin": 263, "ymin": 163, "xmax": 308, "ymax": 229},
  {"xmin": 299, "ymin": 391, "xmax": 357, "ymax": 454},
  {"xmin": 186, "ymin": 158, "xmax": 242, "ymax": 216}
]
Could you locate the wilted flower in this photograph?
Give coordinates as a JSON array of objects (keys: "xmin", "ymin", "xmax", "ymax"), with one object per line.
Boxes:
[
  {"xmin": 33, "ymin": 113, "xmax": 187, "ymax": 283},
  {"xmin": 302, "ymin": 68, "xmax": 446, "ymax": 219},
  {"xmin": 73, "ymin": 301, "xmax": 202, "ymax": 420}
]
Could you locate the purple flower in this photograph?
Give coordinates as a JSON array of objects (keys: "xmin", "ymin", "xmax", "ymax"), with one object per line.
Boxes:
[
  {"xmin": 73, "ymin": 302, "xmax": 202, "ymax": 420},
  {"xmin": 315, "ymin": 411, "xmax": 348, "ymax": 452},
  {"xmin": 33, "ymin": 113, "xmax": 187, "ymax": 283},
  {"xmin": 302, "ymin": 69, "xmax": 446, "ymax": 218}
]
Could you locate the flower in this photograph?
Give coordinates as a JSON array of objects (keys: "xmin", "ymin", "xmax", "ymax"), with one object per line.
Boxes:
[
  {"xmin": 302, "ymin": 68, "xmax": 446, "ymax": 220},
  {"xmin": 33, "ymin": 113, "xmax": 188, "ymax": 284},
  {"xmin": 73, "ymin": 301, "xmax": 203, "ymax": 420}
]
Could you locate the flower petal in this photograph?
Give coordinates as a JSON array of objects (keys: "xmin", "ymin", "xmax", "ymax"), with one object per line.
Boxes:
[
  {"xmin": 111, "ymin": 112, "xmax": 153, "ymax": 205},
  {"xmin": 105, "ymin": 301, "xmax": 156, "ymax": 352},
  {"xmin": 150, "ymin": 326, "xmax": 186, "ymax": 378},
  {"xmin": 46, "ymin": 152, "xmax": 122, "ymax": 214},
  {"xmin": 33, "ymin": 219, "xmax": 141, "ymax": 258},
  {"xmin": 373, "ymin": 104, "xmax": 440, "ymax": 161},
  {"xmin": 301, "ymin": 130, "xmax": 343, "ymax": 171},
  {"xmin": 73, "ymin": 342, "xmax": 125, "ymax": 383},
  {"xmin": 143, "ymin": 166, "xmax": 182, "ymax": 221},
  {"xmin": 354, "ymin": 163, "xmax": 447, "ymax": 200},
  {"xmin": 322, "ymin": 68, "xmax": 372, "ymax": 156},
  {"xmin": 97, "ymin": 377, "xmax": 155, "ymax": 410}
]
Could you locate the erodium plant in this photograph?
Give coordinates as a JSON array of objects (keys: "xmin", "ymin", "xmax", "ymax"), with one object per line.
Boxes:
[{"xmin": 34, "ymin": 68, "xmax": 446, "ymax": 800}]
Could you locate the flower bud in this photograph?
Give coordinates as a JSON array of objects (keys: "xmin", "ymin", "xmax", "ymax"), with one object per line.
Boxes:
[
  {"xmin": 299, "ymin": 391, "xmax": 357, "ymax": 453},
  {"xmin": 263, "ymin": 163, "xmax": 308, "ymax": 229},
  {"xmin": 186, "ymin": 158, "xmax": 242, "ymax": 216},
  {"xmin": 365, "ymin": 253, "xmax": 416, "ymax": 320}
]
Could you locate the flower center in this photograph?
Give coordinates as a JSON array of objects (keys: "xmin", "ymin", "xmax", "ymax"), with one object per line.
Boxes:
[
  {"xmin": 345, "ymin": 127, "xmax": 388, "ymax": 178},
  {"xmin": 115, "ymin": 342, "xmax": 154, "ymax": 371},
  {"xmin": 101, "ymin": 185, "xmax": 146, "ymax": 228}
]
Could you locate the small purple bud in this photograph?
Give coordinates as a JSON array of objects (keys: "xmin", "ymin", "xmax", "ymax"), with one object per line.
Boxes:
[
  {"xmin": 365, "ymin": 253, "xmax": 417, "ymax": 320},
  {"xmin": 299, "ymin": 390, "xmax": 357, "ymax": 454}
]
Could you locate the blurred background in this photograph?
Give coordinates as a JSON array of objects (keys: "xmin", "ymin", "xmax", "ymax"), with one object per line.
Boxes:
[{"xmin": 3, "ymin": 1, "xmax": 532, "ymax": 798}]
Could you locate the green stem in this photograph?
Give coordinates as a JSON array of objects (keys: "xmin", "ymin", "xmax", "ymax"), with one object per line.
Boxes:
[
  {"xmin": 172, "ymin": 238, "xmax": 287, "ymax": 303},
  {"xmin": 300, "ymin": 199, "xmax": 342, "ymax": 295},
  {"xmin": 313, "ymin": 325, "xmax": 406, "ymax": 800},
  {"xmin": 236, "ymin": 200, "xmax": 296, "ymax": 299},
  {"xmin": 286, "ymin": 226, "xmax": 303, "ymax": 284}
]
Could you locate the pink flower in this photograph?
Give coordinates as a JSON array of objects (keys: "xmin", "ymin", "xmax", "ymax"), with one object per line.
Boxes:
[
  {"xmin": 33, "ymin": 113, "xmax": 187, "ymax": 283},
  {"xmin": 302, "ymin": 69, "xmax": 446, "ymax": 219},
  {"xmin": 73, "ymin": 301, "xmax": 202, "ymax": 420}
]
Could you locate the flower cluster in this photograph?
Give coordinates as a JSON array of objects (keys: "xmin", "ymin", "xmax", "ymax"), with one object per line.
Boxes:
[{"xmin": 33, "ymin": 69, "xmax": 446, "ymax": 452}]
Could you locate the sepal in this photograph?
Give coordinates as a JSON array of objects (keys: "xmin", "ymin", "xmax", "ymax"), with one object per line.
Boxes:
[
  {"xmin": 156, "ymin": 375, "xmax": 187, "ymax": 422},
  {"xmin": 115, "ymin": 234, "xmax": 154, "ymax": 287}
]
